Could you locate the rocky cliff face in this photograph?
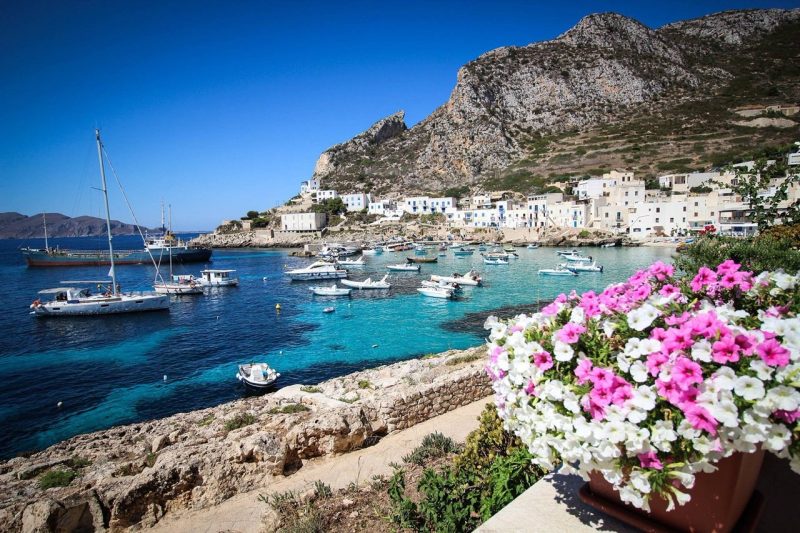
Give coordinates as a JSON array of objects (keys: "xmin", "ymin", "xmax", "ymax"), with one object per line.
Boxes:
[{"xmin": 310, "ymin": 8, "xmax": 800, "ymax": 195}]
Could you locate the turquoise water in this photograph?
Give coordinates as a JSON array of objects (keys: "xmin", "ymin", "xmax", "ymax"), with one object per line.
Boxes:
[{"xmin": 0, "ymin": 237, "xmax": 673, "ymax": 458}]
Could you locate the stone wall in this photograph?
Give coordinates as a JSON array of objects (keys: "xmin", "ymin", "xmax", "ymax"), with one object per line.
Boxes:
[{"xmin": 0, "ymin": 347, "xmax": 490, "ymax": 532}]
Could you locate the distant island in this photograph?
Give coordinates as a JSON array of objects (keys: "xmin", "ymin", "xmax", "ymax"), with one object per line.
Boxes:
[{"xmin": 0, "ymin": 212, "xmax": 152, "ymax": 239}]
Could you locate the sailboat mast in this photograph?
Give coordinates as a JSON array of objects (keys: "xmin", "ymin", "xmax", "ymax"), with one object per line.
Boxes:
[
  {"xmin": 95, "ymin": 129, "xmax": 118, "ymax": 296},
  {"xmin": 168, "ymin": 203, "xmax": 173, "ymax": 277},
  {"xmin": 42, "ymin": 213, "xmax": 49, "ymax": 252}
]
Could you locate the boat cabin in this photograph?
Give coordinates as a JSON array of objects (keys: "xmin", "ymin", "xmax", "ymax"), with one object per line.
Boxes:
[
  {"xmin": 200, "ymin": 269, "xmax": 236, "ymax": 283},
  {"xmin": 38, "ymin": 287, "xmax": 91, "ymax": 303}
]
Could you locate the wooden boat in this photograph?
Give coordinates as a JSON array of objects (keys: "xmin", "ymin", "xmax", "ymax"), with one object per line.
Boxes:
[
  {"xmin": 198, "ymin": 269, "xmax": 239, "ymax": 286},
  {"xmin": 453, "ymin": 248, "xmax": 474, "ymax": 256},
  {"xmin": 407, "ymin": 256, "xmax": 437, "ymax": 263}
]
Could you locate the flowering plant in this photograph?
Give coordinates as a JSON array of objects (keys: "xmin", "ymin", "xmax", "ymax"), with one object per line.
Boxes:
[{"xmin": 484, "ymin": 260, "xmax": 800, "ymax": 511}]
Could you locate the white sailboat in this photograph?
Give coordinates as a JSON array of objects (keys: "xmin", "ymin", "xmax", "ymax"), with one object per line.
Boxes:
[
  {"xmin": 30, "ymin": 130, "xmax": 170, "ymax": 316},
  {"xmin": 154, "ymin": 204, "xmax": 203, "ymax": 294}
]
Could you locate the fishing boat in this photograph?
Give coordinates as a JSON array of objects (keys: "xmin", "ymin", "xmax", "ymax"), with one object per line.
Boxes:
[
  {"xmin": 286, "ymin": 261, "xmax": 347, "ymax": 280},
  {"xmin": 236, "ymin": 363, "xmax": 280, "ymax": 390},
  {"xmin": 384, "ymin": 241, "xmax": 414, "ymax": 252},
  {"xmin": 453, "ymin": 248, "xmax": 474, "ymax": 256},
  {"xmin": 387, "ymin": 263, "xmax": 420, "ymax": 272},
  {"xmin": 30, "ymin": 130, "xmax": 170, "ymax": 317},
  {"xmin": 340, "ymin": 275, "xmax": 391, "ymax": 289},
  {"xmin": 337, "ymin": 255, "xmax": 365, "ymax": 267},
  {"xmin": 538, "ymin": 266, "xmax": 578, "ymax": 276},
  {"xmin": 407, "ymin": 256, "xmax": 437, "ymax": 263},
  {"xmin": 430, "ymin": 270, "xmax": 482, "ymax": 286},
  {"xmin": 197, "ymin": 269, "xmax": 239, "ymax": 287},
  {"xmin": 309, "ymin": 284, "xmax": 352, "ymax": 296},
  {"xmin": 154, "ymin": 204, "xmax": 204, "ymax": 295},
  {"xmin": 484, "ymin": 257, "xmax": 509, "ymax": 265},
  {"xmin": 417, "ymin": 287, "xmax": 454, "ymax": 299},
  {"xmin": 564, "ymin": 261, "xmax": 604, "ymax": 273}
]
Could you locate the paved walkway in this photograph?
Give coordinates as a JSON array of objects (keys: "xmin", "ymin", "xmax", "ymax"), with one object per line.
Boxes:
[{"xmin": 150, "ymin": 397, "xmax": 492, "ymax": 533}]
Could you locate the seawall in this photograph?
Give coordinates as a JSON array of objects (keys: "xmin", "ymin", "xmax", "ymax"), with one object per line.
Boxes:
[{"xmin": 0, "ymin": 347, "xmax": 491, "ymax": 532}]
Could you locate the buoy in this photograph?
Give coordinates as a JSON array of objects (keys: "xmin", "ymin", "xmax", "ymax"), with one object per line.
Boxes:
[
  {"xmin": 163, "ymin": 375, "xmax": 168, "ymax": 382},
  {"xmin": 57, "ymin": 401, "xmax": 63, "ymax": 408},
  {"xmin": 275, "ymin": 303, "xmax": 281, "ymax": 311}
]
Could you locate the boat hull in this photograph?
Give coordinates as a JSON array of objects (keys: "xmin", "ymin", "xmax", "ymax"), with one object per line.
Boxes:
[
  {"xmin": 32, "ymin": 294, "xmax": 169, "ymax": 316},
  {"xmin": 23, "ymin": 247, "xmax": 212, "ymax": 267}
]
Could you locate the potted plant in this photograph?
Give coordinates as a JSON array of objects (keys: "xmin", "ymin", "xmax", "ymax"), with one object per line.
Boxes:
[{"xmin": 484, "ymin": 260, "xmax": 800, "ymax": 532}]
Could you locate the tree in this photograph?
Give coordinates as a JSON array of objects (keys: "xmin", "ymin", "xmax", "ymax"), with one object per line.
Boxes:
[
  {"xmin": 245, "ymin": 210, "xmax": 259, "ymax": 220},
  {"xmin": 718, "ymin": 160, "xmax": 800, "ymax": 232},
  {"xmin": 311, "ymin": 197, "xmax": 346, "ymax": 216}
]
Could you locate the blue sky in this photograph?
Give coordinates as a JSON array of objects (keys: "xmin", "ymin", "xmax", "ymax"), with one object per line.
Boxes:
[{"xmin": 1, "ymin": 1, "xmax": 797, "ymax": 230}]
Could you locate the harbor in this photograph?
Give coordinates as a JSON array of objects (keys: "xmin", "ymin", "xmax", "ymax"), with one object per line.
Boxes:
[{"xmin": 0, "ymin": 237, "xmax": 673, "ymax": 459}]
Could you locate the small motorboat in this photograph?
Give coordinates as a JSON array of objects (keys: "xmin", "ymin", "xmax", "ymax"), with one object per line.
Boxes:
[
  {"xmin": 309, "ymin": 284, "xmax": 352, "ymax": 296},
  {"xmin": 417, "ymin": 287, "xmax": 454, "ymax": 299},
  {"xmin": 503, "ymin": 246, "xmax": 516, "ymax": 253},
  {"xmin": 453, "ymin": 248, "xmax": 474, "ymax": 256},
  {"xmin": 286, "ymin": 261, "xmax": 347, "ymax": 280},
  {"xmin": 478, "ymin": 245, "xmax": 487, "ymax": 251},
  {"xmin": 323, "ymin": 307, "xmax": 336, "ymax": 313},
  {"xmin": 527, "ymin": 244, "xmax": 540, "ymax": 249},
  {"xmin": 407, "ymin": 256, "xmax": 437, "ymax": 263},
  {"xmin": 361, "ymin": 247, "xmax": 382, "ymax": 255},
  {"xmin": 601, "ymin": 242, "xmax": 617, "ymax": 248},
  {"xmin": 564, "ymin": 261, "xmax": 604, "ymax": 273},
  {"xmin": 340, "ymin": 275, "xmax": 391, "ymax": 289},
  {"xmin": 561, "ymin": 254, "xmax": 592, "ymax": 263},
  {"xmin": 387, "ymin": 263, "xmax": 420, "ymax": 272},
  {"xmin": 421, "ymin": 280, "xmax": 462, "ymax": 293},
  {"xmin": 484, "ymin": 257, "xmax": 509, "ymax": 265},
  {"xmin": 556, "ymin": 249, "xmax": 580, "ymax": 256},
  {"xmin": 430, "ymin": 270, "xmax": 482, "ymax": 286},
  {"xmin": 538, "ymin": 267, "xmax": 578, "ymax": 276},
  {"xmin": 236, "ymin": 362, "xmax": 280, "ymax": 390},
  {"xmin": 337, "ymin": 255, "xmax": 365, "ymax": 267}
]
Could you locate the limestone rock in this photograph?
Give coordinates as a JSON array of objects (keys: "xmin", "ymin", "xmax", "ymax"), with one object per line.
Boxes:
[
  {"xmin": 151, "ymin": 434, "xmax": 170, "ymax": 453},
  {"xmin": 21, "ymin": 499, "xmax": 62, "ymax": 533}
]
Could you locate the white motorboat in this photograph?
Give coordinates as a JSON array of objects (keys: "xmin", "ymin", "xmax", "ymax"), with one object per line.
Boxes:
[
  {"xmin": 564, "ymin": 261, "xmax": 604, "ymax": 273},
  {"xmin": 309, "ymin": 284, "xmax": 352, "ymax": 296},
  {"xmin": 538, "ymin": 267, "xmax": 578, "ymax": 276},
  {"xmin": 337, "ymin": 255, "xmax": 365, "ymax": 267},
  {"xmin": 417, "ymin": 287, "xmax": 454, "ymax": 299},
  {"xmin": 198, "ymin": 269, "xmax": 239, "ymax": 286},
  {"xmin": 387, "ymin": 263, "xmax": 420, "ymax": 272},
  {"xmin": 286, "ymin": 261, "xmax": 348, "ymax": 281},
  {"xmin": 30, "ymin": 129, "xmax": 169, "ymax": 317},
  {"xmin": 556, "ymin": 249, "xmax": 580, "ymax": 256},
  {"xmin": 601, "ymin": 242, "xmax": 617, "ymax": 248},
  {"xmin": 361, "ymin": 246, "xmax": 382, "ymax": 255},
  {"xmin": 484, "ymin": 257, "xmax": 509, "ymax": 265},
  {"xmin": 430, "ymin": 270, "xmax": 482, "ymax": 286},
  {"xmin": 561, "ymin": 254, "xmax": 592, "ymax": 263},
  {"xmin": 236, "ymin": 363, "xmax": 280, "ymax": 390},
  {"xmin": 527, "ymin": 244, "xmax": 540, "ymax": 249},
  {"xmin": 483, "ymin": 251, "xmax": 511, "ymax": 260},
  {"xmin": 421, "ymin": 280, "xmax": 462, "ymax": 292},
  {"xmin": 340, "ymin": 275, "xmax": 391, "ymax": 289}
]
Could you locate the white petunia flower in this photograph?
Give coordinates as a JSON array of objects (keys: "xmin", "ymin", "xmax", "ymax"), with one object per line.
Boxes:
[
  {"xmin": 628, "ymin": 304, "xmax": 660, "ymax": 331},
  {"xmin": 630, "ymin": 361, "xmax": 649, "ymax": 383},
  {"xmin": 733, "ymin": 376, "xmax": 765, "ymax": 401},
  {"xmin": 553, "ymin": 341, "xmax": 574, "ymax": 362},
  {"xmin": 691, "ymin": 339, "xmax": 713, "ymax": 363}
]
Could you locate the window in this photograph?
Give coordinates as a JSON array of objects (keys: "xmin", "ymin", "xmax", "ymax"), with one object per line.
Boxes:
[
  {"xmin": 656, "ymin": 207, "xmax": 660, "ymax": 213},
  {"xmin": 683, "ymin": 206, "xmax": 687, "ymax": 212},
  {"xmin": 670, "ymin": 217, "xmax": 674, "ymax": 223},
  {"xmin": 694, "ymin": 212, "xmax": 698, "ymax": 217},
  {"xmin": 655, "ymin": 218, "xmax": 660, "ymax": 223},
  {"xmin": 605, "ymin": 213, "xmax": 609, "ymax": 218},
  {"xmin": 694, "ymin": 202, "xmax": 698, "ymax": 207}
]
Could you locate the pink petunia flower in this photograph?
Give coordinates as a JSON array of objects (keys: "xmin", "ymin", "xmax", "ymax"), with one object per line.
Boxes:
[
  {"xmin": 524, "ymin": 380, "xmax": 538, "ymax": 396},
  {"xmin": 532, "ymin": 351, "xmax": 554, "ymax": 371},
  {"xmin": 672, "ymin": 357, "xmax": 703, "ymax": 389},
  {"xmin": 756, "ymin": 338, "xmax": 790, "ymax": 367},
  {"xmin": 556, "ymin": 322, "xmax": 586, "ymax": 344},
  {"xmin": 690, "ymin": 267, "xmax": 717, "ymax": 292},
  {"xmin": 638, "ymin": 451, "xmax": 664, "ymax": 470},
  {"xmin": 575, "ymin": 359, "xmax": 593, "ymax": 385},
  {"xmin": 773, "ymin": 409, "xmax": 800, "ymax": 423},
  {"xmin": 683, "ymin": 403, "xmax": 718, "ymax": 435},
  {"xmin": 712, "ymin": 336, "xmax": 740, "ymax": 364}
]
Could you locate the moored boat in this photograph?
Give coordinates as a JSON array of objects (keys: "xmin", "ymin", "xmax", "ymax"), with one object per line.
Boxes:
[
  {"xmin": 406, "ymin": 256, "xmax": 437, "ymax": 263},
  {"xmin": 527, "ymin": 243, "xmax": 540, "ymax": 249},
  {"xmin": 337, "ymin": 255, "xmax": 365, "ymax": 267},
  {"xmin": 417, "ymin": 287, "xmax": 454, "ymax": 299},
  {"xmin": 538, "ymin": 267, "xmax": 578, "ymax": 276},
  {"xmin": 430, "ymin": 270, "xmax": 482, "ymax": 286},
  {"xmin": 309, "ymin": 284, "xmax": 352, "ymax": 296},
  {"xmin": 286, "ymin": 261, "xmax": 348, "ymax": 281},
  {"xmin": 236, "ymin": 363, "xmax": 280, "ymax": 390},
  {"xmin": 387, "ymin": 263, "xmax": 420, "ymax": 272},
  {"xmin": 340, "ymin": 275, "xmax": 391, "ymax": 289},
  {"xmin": 484, "ymin": 257, "xmax": 509, "ymax": 265},
  {"xmin": 453, "ymin": 248, "xmax": 474, "ymax": 256},
  {"xmin": 564, "ymin": 261, "xmax": 604, "ymax": 273},
  {"xmin": 197, "ymin": 269, "xmax": 239, "ymax": 286}
]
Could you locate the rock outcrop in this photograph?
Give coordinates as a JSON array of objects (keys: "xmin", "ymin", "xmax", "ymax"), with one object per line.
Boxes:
[
  {"xmin": 309, "ymin": 8, "xmax": 800, "ymax": 194},
  {"xmin": 0, "ymin": 347, "xmax": 491, "ymax": 531}
]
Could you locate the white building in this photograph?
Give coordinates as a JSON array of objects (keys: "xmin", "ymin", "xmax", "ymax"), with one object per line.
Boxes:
[
  {"xmin": 281, "ymin": 212, "xmax": 327, "ymax": 232},
  {"xmin": 300, "ymin": 178, "xmax": 321, "ymax": 195},
  {"xmin": 399, "ymin": 196, "xmax": 456, "ymax": 214},
  {"xmin": 576, "ymin": 178, "xmax": 616, "ymax": 200},
  {"xmin": 525, "ymin": 193, "xmax": 563, "ymax": 228},
  {"xmin": 628, "ymin": 200, "xmax": 689, "ymax": 239},
  {"xmin": 368, "ymin": 200, "xmax": 397, "ymax": 216},
  {"xmin": 550, "ymin": 201, "xmax": 589, "ymax": 229},
  {"xmin": 314, "ymin": 190, "xmax": 338, "ymax": 203},
  {"xmin": 341, "ymin": 193, "xmax": 370, "ymax": 212}
]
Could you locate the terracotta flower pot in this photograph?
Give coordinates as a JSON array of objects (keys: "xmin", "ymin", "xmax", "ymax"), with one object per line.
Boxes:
[{"xmin": 579, "ymin": 449, "xmax": 766, "ymax": 533}]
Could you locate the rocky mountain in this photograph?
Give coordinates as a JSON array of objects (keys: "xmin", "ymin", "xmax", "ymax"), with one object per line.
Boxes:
[
  {"xmin": 310, "ymin": 8, "xmax": 800, "ymax": 196},
  {"xmin": 0, "ymin": 212, "xmax": 150, "ymax": 239}
]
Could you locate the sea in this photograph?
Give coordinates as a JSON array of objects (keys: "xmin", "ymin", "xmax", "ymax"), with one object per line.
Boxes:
[{"xmin": 0, "ymin": 235, "xmax": 673, "ymax": 459}]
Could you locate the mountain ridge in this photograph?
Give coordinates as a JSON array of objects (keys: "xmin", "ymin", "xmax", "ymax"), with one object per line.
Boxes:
[
  {"xmin": 0, "ymin": 212, "xmax": 152, "ymax": 239},
  {"xmin": 309, "ymin": 8, "xmax": 800, "ymax": 196}
]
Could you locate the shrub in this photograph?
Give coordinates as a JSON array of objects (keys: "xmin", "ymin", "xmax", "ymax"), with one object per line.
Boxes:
[
  {"xmin": 675, "ymin": 235, "xmax": 800, "ymax": 274},
  {"xmin": 577, "ymin": 229, "xmax": 591, "ymax": 239},
  {"xmin": 445, "ymin": 352, "xmax": 481, "ymax": 366},
  {"xmin": 224, "ymin": 413, "xmax": 257, "ymax": 431},
  {"xmin": 313, "ymin": 480, "xmax": 332, "ymax": 499},
  {"xmin": 65, "ymin": 457, "xmax": 91, "ymax": 469},
  {"xmin": 145, "ymin": 452, "xmax": 158, "ymax": 468},
  {"xmin": 39, "ymin": 469, "xmax": 76, "ymax": 489},
  {"xmin": 268, "ymin": 403, "xmax": 310, "ymax": 415},
  {"xmin": 357, "ymin": 379, "xmax": 372, "ymax": 389},
  {"xmin": 403, "ymin": 432, "xmax": 461, "ymax": 466},
  {"xmin": 196, "ymin": 414, "xmax": 215, "ymax": 426},
  {"xmin": 300, "ymin": 385, "xmax": 322, "ymax": 394}
]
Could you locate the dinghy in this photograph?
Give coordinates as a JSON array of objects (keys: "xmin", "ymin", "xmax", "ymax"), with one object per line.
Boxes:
[
  {"xmin": 340, "ymin": 275, "xmax": 391, "ymax": 289},
  {"xmin": 237, "ymin": 363, "xmax": 280, "ymax": 390},
  {"xmin": 538, "ymin": 267, "xmax": 578, "ymax": 276},
  {"xmin": 407, "ymin": 256, "xmax": 437, "ymax": 263},
  {"xmin": 309, "ymin": 284, "xmax": 352, "ymax": 296},
  {"xmin": 564, "ymin": 261, "xmax": 604, "ymax": 272},
  {"xmin": 430, "ymin": 270, "xmax": 482, "ymax": 286},
  {"xmin": 387, "ymin": 263, "xmax": 420, "ymax": 272},
  {"xmin": 337, "ymin": 255, "xmax": 365, "ymax": 267},
  {"xmin": 484, "ymin": 257, "xmax": 509, "ymax": 265},
  {"xmin": 417, "ymin": 287, "xmax": 454, "ymax": 299},
  {"xmin": 421, "ymin": 280, "xmax": 462, "ymax": 293}
]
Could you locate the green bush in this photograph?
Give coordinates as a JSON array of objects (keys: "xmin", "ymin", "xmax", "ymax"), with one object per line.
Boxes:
[
  {"xmin": 224, "ymin": 413, "xmax": 257, "ymax": 431},
  {"xmin": 268, "ymin": 403, "xmax": 310, "ymax": 415},
  {"xmin": 403, "ymin": 432, "xmax": 461, "ymax": 466},
  {"xmin": 39, "ymin": 469, "xmax": 76, "ymax": 489},
  {"xmin": 357, "ymin": 379, "xmax": 372, "ymax": 389},
  {"xmin": 300, "ymin": 385, "xmax": 322, "ymax": 394},
  {"xmin": 445, "ymin": 352, "xmax": 481, "ymax": 366},
  {"xmin": 675, "ymin": 234, "xmax": 800, "ymax": 275},
  {"xmin": 577, "ymin": 230, "xmax": 591, "ymax": 239}
]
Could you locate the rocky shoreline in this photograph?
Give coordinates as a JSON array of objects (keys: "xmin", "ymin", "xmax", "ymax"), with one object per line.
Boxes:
[{"xmin": 0, "ymin": 347, "xmax": 491, "ymax": 532}]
